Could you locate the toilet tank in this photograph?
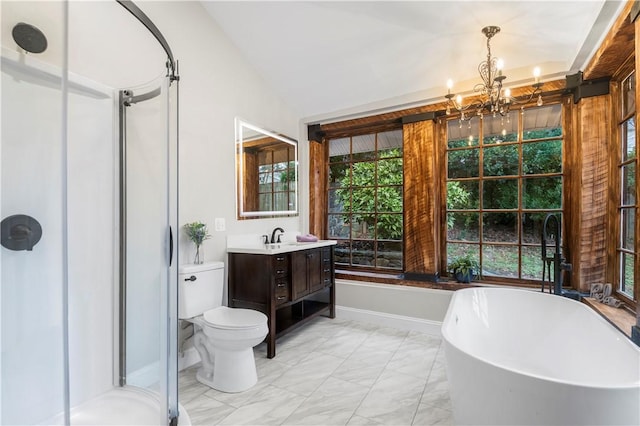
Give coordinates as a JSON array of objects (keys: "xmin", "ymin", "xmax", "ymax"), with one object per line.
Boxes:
[{"xmin": 178, "ymin": 261, "xmax": 224, "ymax": 319}]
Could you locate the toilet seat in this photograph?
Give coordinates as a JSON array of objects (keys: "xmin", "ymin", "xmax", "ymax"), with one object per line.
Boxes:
[{"xmin": 203, "ymin": 306, "xmax": 267, "ymax": 330}]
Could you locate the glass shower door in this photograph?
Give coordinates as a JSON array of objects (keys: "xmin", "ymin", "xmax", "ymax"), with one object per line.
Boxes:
[{"xmin": 121, "ymin": 72, "xmax": 179, "ymax": 423}]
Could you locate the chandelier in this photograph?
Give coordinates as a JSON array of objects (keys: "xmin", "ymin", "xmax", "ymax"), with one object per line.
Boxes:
[{"xmin": 445, "ymin": 26, "xmax": 544, "ymax": 121}]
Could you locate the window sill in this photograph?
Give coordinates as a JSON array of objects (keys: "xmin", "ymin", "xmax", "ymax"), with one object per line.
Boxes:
[
  {"xmin": 582, "ymin": 297, "xmax": 636, "ymax": 339},
  {"xmin": 335, "ymin": 270, "xmax": 540, "ymax": 292}
]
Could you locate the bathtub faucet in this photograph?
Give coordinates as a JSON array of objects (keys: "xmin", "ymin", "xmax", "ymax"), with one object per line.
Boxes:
[{"xmin": 541, "ymin": 214, "xmax": 572, "ymax": 296}]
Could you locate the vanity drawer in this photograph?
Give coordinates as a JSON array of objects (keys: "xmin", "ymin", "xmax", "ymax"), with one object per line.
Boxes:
[
  {"xmin": 275, "ymin": 278, "xmax": 290, "ymax": 305},
  {"xmin": 272, "ymin": 254, "xmax": 289, "ymax": 278}
]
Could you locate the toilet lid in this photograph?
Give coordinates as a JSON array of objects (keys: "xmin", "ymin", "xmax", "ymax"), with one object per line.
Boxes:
[{"xmin": 203, "ymin": 306, "xmax": 267, "ymax": 329}]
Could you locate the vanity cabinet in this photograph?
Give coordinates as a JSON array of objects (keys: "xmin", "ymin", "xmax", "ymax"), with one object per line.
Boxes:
[{"xmin": 228, "ymin": 246, "xmax": 335, "ymax": 358}]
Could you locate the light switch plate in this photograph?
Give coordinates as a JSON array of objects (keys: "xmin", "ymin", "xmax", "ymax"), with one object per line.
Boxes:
[{"xmin": 214, "ymin": 217, "xmax": 225, "ymax": 232}]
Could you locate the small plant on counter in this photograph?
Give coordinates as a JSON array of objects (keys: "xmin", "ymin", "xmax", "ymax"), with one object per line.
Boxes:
[
  {"xmin": 184, "ymin": 221, "xmax": 210, "ymax": 264},
  {"xmin": 447, "ymin": 254, "xmax": 480, "ymax": 283}
]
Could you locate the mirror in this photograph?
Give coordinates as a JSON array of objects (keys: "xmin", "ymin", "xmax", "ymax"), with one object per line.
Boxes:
[{"xmin": 235, "ymin": 118, "xmax": 298, "ymax": 218}]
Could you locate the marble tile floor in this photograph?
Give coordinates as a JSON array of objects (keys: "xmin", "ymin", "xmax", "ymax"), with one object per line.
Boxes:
[{"xmin": 178, "ymin": 316, "xmax": 453, "ymax": 425}]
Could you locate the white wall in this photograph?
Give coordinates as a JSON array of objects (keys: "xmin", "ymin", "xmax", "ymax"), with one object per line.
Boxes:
[{"xmin": 139, "ymin": 2, "xmax": 304, "ymax": 267}]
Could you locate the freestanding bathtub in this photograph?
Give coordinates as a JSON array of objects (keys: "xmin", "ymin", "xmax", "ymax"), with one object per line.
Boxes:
[{"xmin": 442, "ymin": 287, "xmax": 640, "ymax": 425}]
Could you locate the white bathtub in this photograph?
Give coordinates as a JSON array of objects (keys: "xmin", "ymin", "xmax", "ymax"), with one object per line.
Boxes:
[{"xmin": 442, "ymin": 287, "xmax": 640, "ymax": 425}]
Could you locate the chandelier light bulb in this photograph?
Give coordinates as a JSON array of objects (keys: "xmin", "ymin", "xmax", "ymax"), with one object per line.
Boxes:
[
  {"xmin": 496, "ymin": 58, "xmax": 504, "ymax": 77},
  {"xmin": 447, "ymin": 79, "xmax": 454, "ymax": 90},
  {"xmin": 456, "ymin": 94, "xmax": 463, "ymax": 105},
  {"xmin": 533, "ymin": 66, "xmax": 541, "ymax": 83}
]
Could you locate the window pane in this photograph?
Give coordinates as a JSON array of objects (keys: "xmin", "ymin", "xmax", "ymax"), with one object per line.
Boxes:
[
  {"xmin": 352, "ymin": 240, "xmax": 374, "ymax": 266},
  {"xmin": 522, "ymin": 212, "xmax": 555, "ymax": 244},
  {"xmin": 352, "ymin": 218, "xmax": 374, "ymax": 239},
  {"xmin": 376, "ymin": 186, "xmax": 402, "ymax": 213},
  {"xmin": 329, "ymin": 162, "xmax": 350, "ymax": 189},
  {"xmin": 352, "ymin": 134, "xmax": 376, "ymax": 161},
  {"xmin": 448, "ymin": 148, "xmax": 479, "ymax": 178},
  {"xmin": 447, "ymin": 243, "xmax": 479, "ymax": 267},
  {"xmin": 523, "ymin": 177, "xmax": 562, "ymax": 209},
  {"xmin": 483, "ymin": 145, "xmax": 519, "ymax": 176},
  {"xmin": 377, "ymin": 214, "xmax": 403, "ymax": 240},
  {"xmin": 448, "ymin": 119, "xmax": 479, "ymax": 148},
  {"xmin": 522, "ymin": 246, "xmax": 544, "ymax": 281},
  {"xmin": 523, "ymin": 104, "xmax": 562, "ymax": 140},
  {"xmin": 351, "ymin": 161, "xmax": 376, "ymax": 187},
  {"xmin": 621, "ymin": 208, "xmax": 635, "ymax": 250},
  {"xmin": 620, "ymin": 252, "xmax": 635, "ymax": 298},
  {"xmin": 378, "ymin": 158, "xmax": 403, "ymax": 185},
  {"xmin": 351, "ymin": 188, "xmax": 375, "ymax": 213},
  {"xmin": 622, "ymin": 162, "xmax": 636, "ymax": 206},
  {"xmin": 328, "ymin": 214, "xmax": 350, "ymax": 239},
  {"xmin": 483, "ymin": 178, "xmax": 518, "ymax": 209},
  {"xmin": 623, "ymin": 119, "xmax": 636, "ymax": 161},
  {"xmin": 447, "ymin": 212, "xmax": 479, "ymax": 242},
  {"xmin": 483, "ymin": 213, "xmax": 517, "ymax": 242},
  {"xmin": 447, "ymin": 180, "xmax": 479, "ymax": 209},
  {"xmin": 378, "ymin": 130, "xmax": 402, "ymax": 158},
  {"xmin": 622, "ymin": 71, "xmax": 635, "ymax": 118},
  {"xmin": 334, "ymin": 240, "xmax": 351, "ymax": 265},
  {"xmin": 523, "ymin": 140, "xmax": 562, "ymax": 174},
  {"xmin": 328, "ymin": 189, "xmax": 345, "ymax": 213},
  {"xmin": 376, "ymin": 241, "xmax": 402, "ymax": 269},
  {"xmin": 483, "ymin": 112, "xmax": 517, "ymax": 145},
  {"xmin": 329, "ymin": 137, "xmax": 350, "ymax": 162},
  {"xmin": 483, "ymin": 244, "xmax": 518, "ymax": 278}
]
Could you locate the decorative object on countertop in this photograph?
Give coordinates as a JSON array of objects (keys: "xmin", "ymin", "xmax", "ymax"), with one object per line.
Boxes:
[
  {"xmin": 590, "ymin": 283, "xmax": 622, "ymax": 308},
  {"xmin": 184, "ymin": 221, "xmax": 210, "ymax": 264},
  {"xmin": 296, "ymin": 233, "xmax": 318, "ymax": 242},
  {"xmin": 447, "ymin": 254, "xmax": 480, "ymax": 283}
]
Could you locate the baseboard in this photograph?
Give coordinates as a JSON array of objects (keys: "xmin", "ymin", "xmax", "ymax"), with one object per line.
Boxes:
[
  {"xmin": 178, "ymin": 347, "xmax": 200, "ymax": 371},
  {"xmin": 335, "ymin": 305, "xmax": 442, "ymax": 336}
]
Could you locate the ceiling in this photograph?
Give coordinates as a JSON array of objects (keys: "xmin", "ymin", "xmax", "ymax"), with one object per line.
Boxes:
[{"xmin": 201, "ymin": 1, "xmax": 626, "ymax": 123}]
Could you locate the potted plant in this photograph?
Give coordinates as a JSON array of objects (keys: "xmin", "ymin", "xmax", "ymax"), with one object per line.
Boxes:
[
  {"xmin": 184, "ymin": 221, "xmax": 210, "ymax": 264},
  {"xmin": 447, "ymin": 254, "xmax": 480, "ymax": 283}
]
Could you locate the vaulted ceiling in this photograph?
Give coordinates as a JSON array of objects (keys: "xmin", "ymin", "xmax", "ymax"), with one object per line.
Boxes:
[{"xmin": 202, "ymin": 1, "xmax": 626, "ymax": 122}]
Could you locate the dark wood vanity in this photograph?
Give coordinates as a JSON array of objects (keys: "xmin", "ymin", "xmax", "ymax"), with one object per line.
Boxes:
[{"xmin": 228, "ymin": 245, "xmax": 335, "ymax": 358}]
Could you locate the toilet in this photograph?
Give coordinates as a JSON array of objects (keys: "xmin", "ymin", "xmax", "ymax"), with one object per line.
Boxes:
[{"xmin": 178, "ymin": 261, "xmax": 268, "ymax": 393}]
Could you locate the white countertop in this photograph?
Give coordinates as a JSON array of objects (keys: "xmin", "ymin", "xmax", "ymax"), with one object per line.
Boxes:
[{"xmin": 227, "ymin": 239, "xmax": 337, "ymax": 255}]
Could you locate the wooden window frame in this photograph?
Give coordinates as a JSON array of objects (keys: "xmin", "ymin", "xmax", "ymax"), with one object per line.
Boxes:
[
  {"xmin": 612, "ymin": 65, "xmax": 639, "ymax": 305},
  {"xmin": 326, "ymin": 130, "xmax": 404, "ymax": 273}
]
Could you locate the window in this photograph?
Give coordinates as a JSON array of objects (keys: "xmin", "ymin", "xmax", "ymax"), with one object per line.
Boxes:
[
  {"xmin": 617, "ymin": 71, "xmax": 637, "ymax": 299},
  {"xmin": 327, "ymin": 130, "xmax": 403, "ymax": 270},
  {"xmin": 446, "ymin": 104, "xmax": 563, "ymax": 281}
]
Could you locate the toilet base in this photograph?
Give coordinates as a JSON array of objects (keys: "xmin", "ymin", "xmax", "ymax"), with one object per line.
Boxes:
[
  {"xmin": 203, "ymin": 347, "xmax": 258, "ymax": 393},
  {"xmin": 191, "ymin": 325, "xmax": 262, "ymax": 393}
]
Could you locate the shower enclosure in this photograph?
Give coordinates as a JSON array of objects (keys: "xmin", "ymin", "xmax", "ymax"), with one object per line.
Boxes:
[{"xmin": 1, "ymin": 1, "xmax": 182, "ymax": 424}]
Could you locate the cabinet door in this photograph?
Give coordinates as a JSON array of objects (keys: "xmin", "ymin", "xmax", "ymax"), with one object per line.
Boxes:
[
  {"xmin": 308, "ymin": 249, "xmax": 324, "ymax": 293},
  {"xmin": 291, "ymin": 251, "xmax": 310, "ymax": 300}
]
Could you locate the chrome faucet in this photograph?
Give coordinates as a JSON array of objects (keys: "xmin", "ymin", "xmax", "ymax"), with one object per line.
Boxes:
[{"xmin": 270, "ymin": 227, "xmax": 284, "ymax": 244}]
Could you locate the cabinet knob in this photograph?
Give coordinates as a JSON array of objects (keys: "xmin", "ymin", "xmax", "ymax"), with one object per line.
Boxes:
[
  {"xmin": 277, "ymin": 282, "xmax": 286, "ymax": 288},
  {"xmin": 277, "ymin": 296, "xmax": 287, "ymax": 301},
  {"xmin": 276, "ymin": 269, "xmax": 285, "ymax": 274},
  {"xmin": 276, "ymin": 256, "xmax": 285, "ymax": 261}
]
